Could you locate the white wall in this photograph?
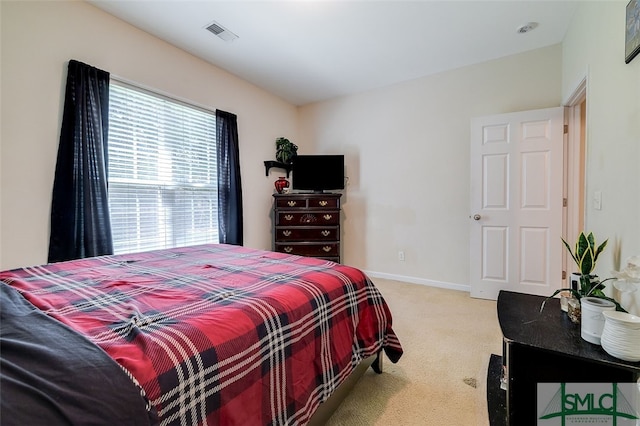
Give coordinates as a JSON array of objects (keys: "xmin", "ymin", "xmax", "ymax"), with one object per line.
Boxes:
[
  {"xmin": 0, "ymin": 1, "xmax": 300, "ymax": 270},
  {"xmin": 3, "ymin": 1, "xmax": 636, "ymax": 290},
  {"xmin": 299, "ymin": 45, "xmax": 562, "ymax": 289},
  {"xmin": 562, "ymin": 1, "xmax": 640, "ymax": 276}
]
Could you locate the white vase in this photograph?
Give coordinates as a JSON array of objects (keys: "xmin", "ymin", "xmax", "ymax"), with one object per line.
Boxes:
[
  {"xmin": 601, "ymin": 311, "xmax": 640, "ymax": 362},
  {"xmin": 569, "ymin": 273, "xmax": 598, "ymax": 292},
  {"xmin": 580, "ymin": 297, "xmax": 616, "ymax": 345},
  {"xmin": 569, "ymin": 272, "xmax": 581, "ymax": 291}
]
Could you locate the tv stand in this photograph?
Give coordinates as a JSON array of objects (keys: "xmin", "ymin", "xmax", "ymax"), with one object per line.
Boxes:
[{"xmin": 272, "ymin": 193, "xmax": 342, "ymax": 262}]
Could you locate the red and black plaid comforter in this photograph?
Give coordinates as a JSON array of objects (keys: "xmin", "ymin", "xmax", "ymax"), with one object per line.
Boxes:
[{"xmin": 1, "ymin": 244, "xmax": 402, "ymax": 425}]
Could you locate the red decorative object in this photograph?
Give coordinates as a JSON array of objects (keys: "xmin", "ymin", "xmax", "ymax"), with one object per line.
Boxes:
[{"xmin": 274, "ymin": 177, "xmax": 289, "ymax": 194}]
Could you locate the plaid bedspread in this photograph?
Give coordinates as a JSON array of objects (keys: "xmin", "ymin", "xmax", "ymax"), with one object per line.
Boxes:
[{"xmin": 0, "ymin": 244, "xmax": 402, "ymax": 425}]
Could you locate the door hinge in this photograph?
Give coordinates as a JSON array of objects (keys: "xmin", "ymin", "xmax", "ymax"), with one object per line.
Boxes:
[
  {"xmin": 563, "ymin": 198, "xmax": 567, "ymax": 207},
  {"xmin": 564, "ymin": 124, "xmax": 568, "ymax": 134},
  {"xmin": 562, "ymin": 271, "xmax": 567, "ymax": 280}
]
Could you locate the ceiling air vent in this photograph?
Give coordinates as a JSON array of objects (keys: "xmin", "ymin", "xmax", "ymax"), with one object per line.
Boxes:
[
  {"xmin": 516, "ymin": 22, "xmax": 538, "ymax": 34},
  {"xmin": 205, "ymin": 21, "xmax": 239, "ymax": 42}
]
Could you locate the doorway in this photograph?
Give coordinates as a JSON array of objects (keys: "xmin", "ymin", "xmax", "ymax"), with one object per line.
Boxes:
[
  {"xmin": 563, "ymin": 78, "xmax": 587, "ymax": 287},
  {"xmin": 469, "ymin": 80, "xmax": 588, "ymax": 300}
]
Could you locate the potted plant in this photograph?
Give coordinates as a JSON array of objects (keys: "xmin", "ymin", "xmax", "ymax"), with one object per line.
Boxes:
[
  {"xmin": 541, "ymin": 232, "xmax": 626, "ymax": 321},
  {"xmin": 275, "ymin": 137, "xmax": 298, "ymax": 164},
  {"xmin": 563, "ymin": 231, "xmax": 609, "ymax": 299}
]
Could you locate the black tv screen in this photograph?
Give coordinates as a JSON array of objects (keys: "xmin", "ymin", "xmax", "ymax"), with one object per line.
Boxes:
[{"xmin": 292, "ymin": 155, "xmax": 344, "ymax": 192}]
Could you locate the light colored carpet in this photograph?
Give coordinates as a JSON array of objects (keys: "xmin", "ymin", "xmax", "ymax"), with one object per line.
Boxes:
[{"xmin": 326, "ymin": 278, "xmax": 503, "ymax": 425}]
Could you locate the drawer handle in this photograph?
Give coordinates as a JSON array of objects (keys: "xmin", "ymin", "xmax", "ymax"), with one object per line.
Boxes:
[
  {"xmin": 301, "ymin": 214, "xmax": 317, "ymax": 223},
  {"xmin": 319, "ymin": 201, "xmax": 328, "ymax": 206},
  {"xmin": 323, "ymin": 214, "xmax": 333, "ymax": 220},
  {"xmin": 287, "ymin": 201, "xmax": 297, "ymax": 207},
  {"xmin": 284, "ymin": 215, "xmax": 294, "ymax": 221},
  {"xmin": 322, "ymin": 246, "xmax": 332, "ymax": 252},
  {"xmin": 282, "ymin": 230, "xmax": 292, "ymax": 237},
  {"xmin": 321, "ymin": 230, "xmax": 330, "ymax": 237},
  {"xmin": 284, "ymin": 246, "xmax": 293, "ymax": 253}
]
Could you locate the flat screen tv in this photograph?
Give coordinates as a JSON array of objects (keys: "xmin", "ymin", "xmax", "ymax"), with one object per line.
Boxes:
[{"xmin": 292, "ymin": 155, "xmax": 344, "ymax": 193}]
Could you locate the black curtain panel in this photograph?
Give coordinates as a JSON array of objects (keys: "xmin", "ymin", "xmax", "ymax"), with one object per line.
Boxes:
[
  {"xmin": 215, "ymin": 110, "xmax": 244, "ymax": 245},
  {"xmin": 48, "ymin": 60, "xmax": 113, "ymax": 263}
]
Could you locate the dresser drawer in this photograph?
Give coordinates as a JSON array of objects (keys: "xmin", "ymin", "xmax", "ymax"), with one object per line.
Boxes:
[
  {"xmin": 276, "ymin": 198, "xmax": 306, "ymax": 209},
  {"xmin": 275, "ymin": 242, "xmax": 340, "ymax": 257},
  {"xmin": 276, "ymin": 211, "xmax": 339, "ymax": 226},
  {"xmin": 275, "ymin": 226, "xmax": 339, "ymax": 242},
  {"xmin": 275, "ymin": 196, "xmax": 340, "ymax": 210},
  {"xmin": 307, "ymin": 197, "xmax": 339, "ymax": 209}
]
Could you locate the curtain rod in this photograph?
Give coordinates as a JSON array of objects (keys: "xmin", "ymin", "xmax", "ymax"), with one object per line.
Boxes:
[{"xmin": 109, "ymin": 74, "xmax": 218, "ymax": 116}]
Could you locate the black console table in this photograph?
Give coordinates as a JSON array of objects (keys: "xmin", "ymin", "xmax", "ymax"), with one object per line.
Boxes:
[{"xmin": 497, "ymin": 290, "xmax": 640, "ymax": 425}]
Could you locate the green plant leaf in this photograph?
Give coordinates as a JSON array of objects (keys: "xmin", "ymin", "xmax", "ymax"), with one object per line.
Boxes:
[
  {"xmin": 576, "ymin": 232, "xmax": 589, "ymax": 263},
  {"xmin": 586, "ymin": 231, "xmax": 595, "ymax": 247},
  {"xmin": 588, "ymin": 288, "xmax": 606, "ymax": 298},
  {"xmin": 562, "ymin": 238, "xmax": 579, "ymax": 265},
  {"xmin": 540, "ymin": 288, "xmax": 582, "ymax": 312},
  {"xmin": 579, "ymin": 247, "xmax": 594, "ymax": 275},
  {"xmin": 578, "ymin": 275, "xmax": 588, "ymax": 294},
  {"xmin": 593, "ymin": 239, "xmax": 608, "ymax": 263}
]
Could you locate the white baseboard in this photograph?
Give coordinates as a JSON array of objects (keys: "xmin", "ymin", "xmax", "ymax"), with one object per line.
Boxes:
[{"xmin": 363, "ymin": 270, "xmax": 470, "ymax": 293}]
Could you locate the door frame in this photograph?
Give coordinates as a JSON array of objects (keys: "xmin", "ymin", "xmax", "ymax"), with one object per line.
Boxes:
[{"xmin": 563, "ymin": 77, "xmax": 587, "ymax": 286}]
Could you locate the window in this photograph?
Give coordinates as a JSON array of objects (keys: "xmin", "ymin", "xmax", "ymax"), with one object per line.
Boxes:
[{"xmin": 108, "ymin": 81, "xmax": 219, "ymax": 254}]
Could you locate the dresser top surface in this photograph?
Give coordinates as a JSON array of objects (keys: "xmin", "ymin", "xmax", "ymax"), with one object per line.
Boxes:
[
  {"xmin": 497, "ymin": 290, "xmax": 640, "ymax": 371},
  {"xmin": 273, "ymin": 192, "xmax": 342, "ymax": 199}
]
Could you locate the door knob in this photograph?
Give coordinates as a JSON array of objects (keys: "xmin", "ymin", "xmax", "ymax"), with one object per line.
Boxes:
[{"xmin": 473, "ymin": 214, "xmax": 481, "ymax": 221}]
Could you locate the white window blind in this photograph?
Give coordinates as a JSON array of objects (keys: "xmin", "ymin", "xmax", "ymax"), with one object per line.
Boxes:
[{"xmin": 108, "ymin": 81, "xmax": 219, "ymax": 254}]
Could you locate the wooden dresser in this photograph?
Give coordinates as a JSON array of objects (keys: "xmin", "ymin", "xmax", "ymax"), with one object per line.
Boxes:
[{"xmin": 273, "ymin": 193, "xmax": 342, "ymax": 263}]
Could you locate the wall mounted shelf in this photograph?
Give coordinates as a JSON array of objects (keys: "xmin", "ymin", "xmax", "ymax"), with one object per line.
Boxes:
[{"xmin": 264, "ymin": 160, "xmax": 292, "ymax": 177}]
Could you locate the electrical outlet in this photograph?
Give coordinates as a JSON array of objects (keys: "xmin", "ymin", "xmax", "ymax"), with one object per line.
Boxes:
[{"xmin": 398, "ymin": 251, "xmax": 405, "ymax": 261}]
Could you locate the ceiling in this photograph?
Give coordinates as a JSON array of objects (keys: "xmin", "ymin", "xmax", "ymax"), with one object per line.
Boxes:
[{"xmin": 87, "ymin": 0, "xmax": 579, "ymax": 106}]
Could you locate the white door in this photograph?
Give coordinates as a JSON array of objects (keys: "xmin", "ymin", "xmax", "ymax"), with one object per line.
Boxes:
[{"xmin": 470, "ymin": 107, "xmax": 564, "ymax": 299}]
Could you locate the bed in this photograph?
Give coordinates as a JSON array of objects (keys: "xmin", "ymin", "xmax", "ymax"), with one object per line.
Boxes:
[{"xmin": 0, "ymin": 243, "xmax": 403, "ymax": 425}]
